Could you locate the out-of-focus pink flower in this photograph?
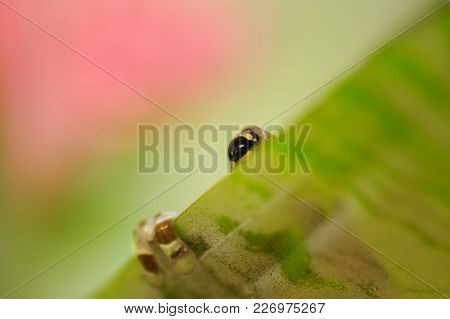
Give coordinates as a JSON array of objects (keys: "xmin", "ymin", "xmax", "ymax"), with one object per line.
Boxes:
[{"xmin": 0, "ymin": 0, "xmax": 253, "ymax": 201}]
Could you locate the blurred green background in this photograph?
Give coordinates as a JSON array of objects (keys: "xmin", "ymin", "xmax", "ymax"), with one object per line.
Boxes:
[{"xmin": 0, "ymin": 0, "xmax": 445, "ymax": 297}]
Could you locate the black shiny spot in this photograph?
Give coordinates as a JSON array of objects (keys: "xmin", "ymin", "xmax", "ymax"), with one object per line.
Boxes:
[{"xmin": 227, "ymin": 132, "xmax": 259, "ymax": 162}]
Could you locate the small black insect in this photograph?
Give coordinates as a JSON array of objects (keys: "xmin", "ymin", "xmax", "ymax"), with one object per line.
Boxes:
[{"xmin": 227, "ymin": 126, "xmax": 269, "ymax": 165}]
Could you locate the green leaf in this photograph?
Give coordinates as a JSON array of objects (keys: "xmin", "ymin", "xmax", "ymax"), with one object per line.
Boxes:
[{"xmin": 97, "ymin": 7, "xmax": 450, "ymax": 298}]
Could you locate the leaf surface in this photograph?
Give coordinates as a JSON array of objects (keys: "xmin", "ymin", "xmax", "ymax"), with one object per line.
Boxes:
[{"xmin": 97, "ymin": 7, "xmax": 450, "ymax": 298}]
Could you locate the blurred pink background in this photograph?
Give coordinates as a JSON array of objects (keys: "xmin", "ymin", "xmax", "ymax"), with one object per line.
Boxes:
[{"xmin": 0, "ymin": 0, "xmax": 254, "ymax": 202}]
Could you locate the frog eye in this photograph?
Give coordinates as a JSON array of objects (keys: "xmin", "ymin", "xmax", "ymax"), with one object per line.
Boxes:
[
  {"xmin": 227, "ymin": 126, "xmax": 270, "ymax": 165},
  {"xmin": 134, "ymin": 211, "xmax": 197, "ymax": 287},
  {"xmin": 135, "ymin": 253, "xmax": 164, "ymax": 287},
  {"xmin": 154, "ymin": 219, "xmax": 177, "ymax": 245}
]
